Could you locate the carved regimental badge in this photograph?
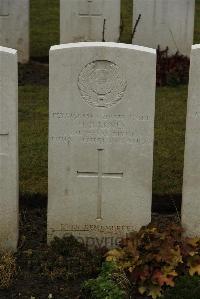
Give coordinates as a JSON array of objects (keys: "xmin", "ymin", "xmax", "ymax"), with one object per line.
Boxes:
[{"xmin": 78, "ymin": 60, "xmax": 127, "ymax": 108}]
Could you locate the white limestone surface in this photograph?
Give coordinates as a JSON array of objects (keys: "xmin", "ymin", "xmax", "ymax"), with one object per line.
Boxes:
[
  {"xmin": 48, "ymin": 42, "xmax": 156, "ymax": 248},
  {"xmin": 133, "ymin": 0, "xmax": 195, "ymax": 56},
  {"xmin": 182, "ymin": 44, "xmax": 200, "ymax": 236},
  {"xmin": 60, "ymin": 0, "xmax": 121, "ymax": 43},
  {"xmin": 0, "ymin": 0, "xmax": 29, "ymax": 63},
  {"xmin": 0, "ymin": 46, "xmax": 18, "ymax": 250}
]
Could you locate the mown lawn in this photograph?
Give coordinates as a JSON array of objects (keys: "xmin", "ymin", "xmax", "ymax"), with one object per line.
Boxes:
[
  {"xmin": 194, "ymin": 0, "xmax": 200, "ymax": 43},
  {"xmin": 30, "ymin": 0, "xmax": 59, "ymax": 59},
  {"xmin": 19, "ymin": 0, "xmax": 199, "ymax": 198},
  {"xmin": 19, "ymin": 85, "xmax": 48, "ymax": 195}
]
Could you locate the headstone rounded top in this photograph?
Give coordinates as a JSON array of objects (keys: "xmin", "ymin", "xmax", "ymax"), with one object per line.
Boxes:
[
  {"xmin": 50, "ymin": 42, "xmax": 156, "ymax": 55},
  {"xmin": 0, "ymin": 46, "xmax": 17, "ymax": 55},
  {"xmin": 192, "ymin": 44, "xmax": 200, "ymax": 51}
]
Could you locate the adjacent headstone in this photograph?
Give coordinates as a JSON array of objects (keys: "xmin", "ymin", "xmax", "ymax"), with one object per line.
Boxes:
[
  {"xmin": 48, "ymin": 42, "xmax": 156, "ymax": 248},
  {"xmin": 182, "ymin": 44, "xmax": 200, "ymax": 236},
  {"xmin": 60, "ymin": 0, "xmax": 121, "ymax": 43},
  {"xmin": 133, "ymin": 0, "xmax": 195, "ymax": 56},
  {"xmin": 0, "ymin": 0, "xmax": 29, "ymax": 63},
  {"xmin": 0, "ymin": 46, "xmax": 18, "ymax": 250}
]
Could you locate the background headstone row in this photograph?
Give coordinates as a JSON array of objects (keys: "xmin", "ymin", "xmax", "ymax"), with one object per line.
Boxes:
[{"xmin": 0, "ymin": 0, "xmax": 196, "ymax": 63}]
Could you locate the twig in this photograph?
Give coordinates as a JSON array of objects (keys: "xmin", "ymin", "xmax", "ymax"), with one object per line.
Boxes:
[
  {"xmin": 168, "ymin": 27, "xmax": 180, "ymax": 53},
  {"xmin": 119, "ymin": 14, "xmax": 123, "ymax": 42},
  {"xmin": 170, "ymin": 195, "xmax": 181, "ymax": 223},
  {"xmin": 132, "ymin": 14, "xmax": 141, "ymax": 41},
  {"xmin": 102, "ymin": 19, "xmax": 106, "ymax": 42}
]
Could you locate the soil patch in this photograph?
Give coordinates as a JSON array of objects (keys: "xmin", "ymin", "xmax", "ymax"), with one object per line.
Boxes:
[
  {"xmin": 0, "ymin": 197, "xmax": 179, "ymax": 299},
  {"xmin": 19, "ymin": 61, "xmax": 49, "ymax": 86}
]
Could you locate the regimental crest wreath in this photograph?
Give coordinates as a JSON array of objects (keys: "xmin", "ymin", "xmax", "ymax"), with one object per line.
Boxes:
[{"xmin": 78, "ymin": 60, "xmax": 127, "ymax": 108}]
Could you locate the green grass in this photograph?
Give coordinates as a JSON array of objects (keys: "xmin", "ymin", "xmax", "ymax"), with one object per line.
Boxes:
[
  {"xmin": 19, "ymin": 86, "xmax": 48, "ymax": 195},
  {"xmin": 194, "ymin": 0, "xmax": 200, "ymax": 43},
  {"xmin": 153, "ymin": 86, "xmax": 187, "ymax": 196},
  {"xmin": 30, "ymin": 0, "xmax": 59, "ymax": 58},
  {"xmin": 162, "ymin": 275, "xmax": 200, "ymax": 299},
  {"xmin": 19, "ymin": 0, "xmax": 200, "ymax": 197},
  {"xmin": 121, "ymin": 0, "xmax": 133, "ymax": 43}
]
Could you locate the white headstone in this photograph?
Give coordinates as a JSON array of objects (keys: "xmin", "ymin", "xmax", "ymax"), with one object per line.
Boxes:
[
  {"xmin": 0, "ymin": 46, "xmax": 18, "ymax": 250},
  {"xmin": 182, "ymin": 45, "xmax": 200, "ymax": 236},
  {"xmin": 0, "ymin": 0, "xmax": 29, "ymax": 63},
  {"xmin": 60, "ymin": 0, "xmax": 121, "ymax": 43},
  {"xmin": 48, "ymin": 42, "xmax": 156, "ymax": 248},
  {"xmin": 133, "ymin": 0, "xmax": 195, "ymax": 56}
]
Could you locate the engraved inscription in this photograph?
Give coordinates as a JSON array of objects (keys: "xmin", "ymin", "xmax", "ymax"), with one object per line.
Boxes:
[
  {"xmin": 50, "ymin": 111, "xmax": 153, "ymax": 146},
  {"xmin": 48, "ymin": 224, "xmax": 135, "ymax": 247},
  {"xmin": 194, "ymin": 112, "xmax": 200, "ymax": 119},
  {"xmin": 50, "ymin": 223, "xmax": 135, "ymax": 234},
  {"xmin": 0, "ymin": 0, "xmax": 9, "ymax": 16},
  {"xmin": 48, "ymin": 223, "xmax": 135, "ymax": 248},
  {"xmin": 78, "ymin": 60, "xmax": 127, "ymax": 108},
  {"xmin": 77, "ymin": 149, "xmax": 123, "ymax": 220},
  {"xmin": 79, "ymin": 0, "xmax": 102, "ymax": 17}
]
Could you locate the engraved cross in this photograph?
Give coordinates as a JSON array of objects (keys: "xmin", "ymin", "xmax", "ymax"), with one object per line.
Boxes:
[
  {"xmin": 79, "ymin": 0, "xmax": 102, "ymax": 17},
  {"xmin": 77, "ymin": 149, "xmax": 123, "ymax": 221}
]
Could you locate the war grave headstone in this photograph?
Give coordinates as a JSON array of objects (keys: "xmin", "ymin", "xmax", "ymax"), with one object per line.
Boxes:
[
  {"xmin": 182, "ymin": 44, "xmax": 200, "ymax": 236},
  {"xmin": 0, "ymin": 46, "xmax": 18, "ymax": 250},
  {"xmin": 0, "ymin": 0, "xmax": 29, "ymax": 63},
  {"xmin": 48, "ymin": 42, "xmax": 156, "ymax": 248},
  {"xmin": 132, "ymin": 0, "xmax": 195, "ymax": 56},
  {"xmin": 60, "ymin": 0, "xmax": 121, "ymax": 43}
]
